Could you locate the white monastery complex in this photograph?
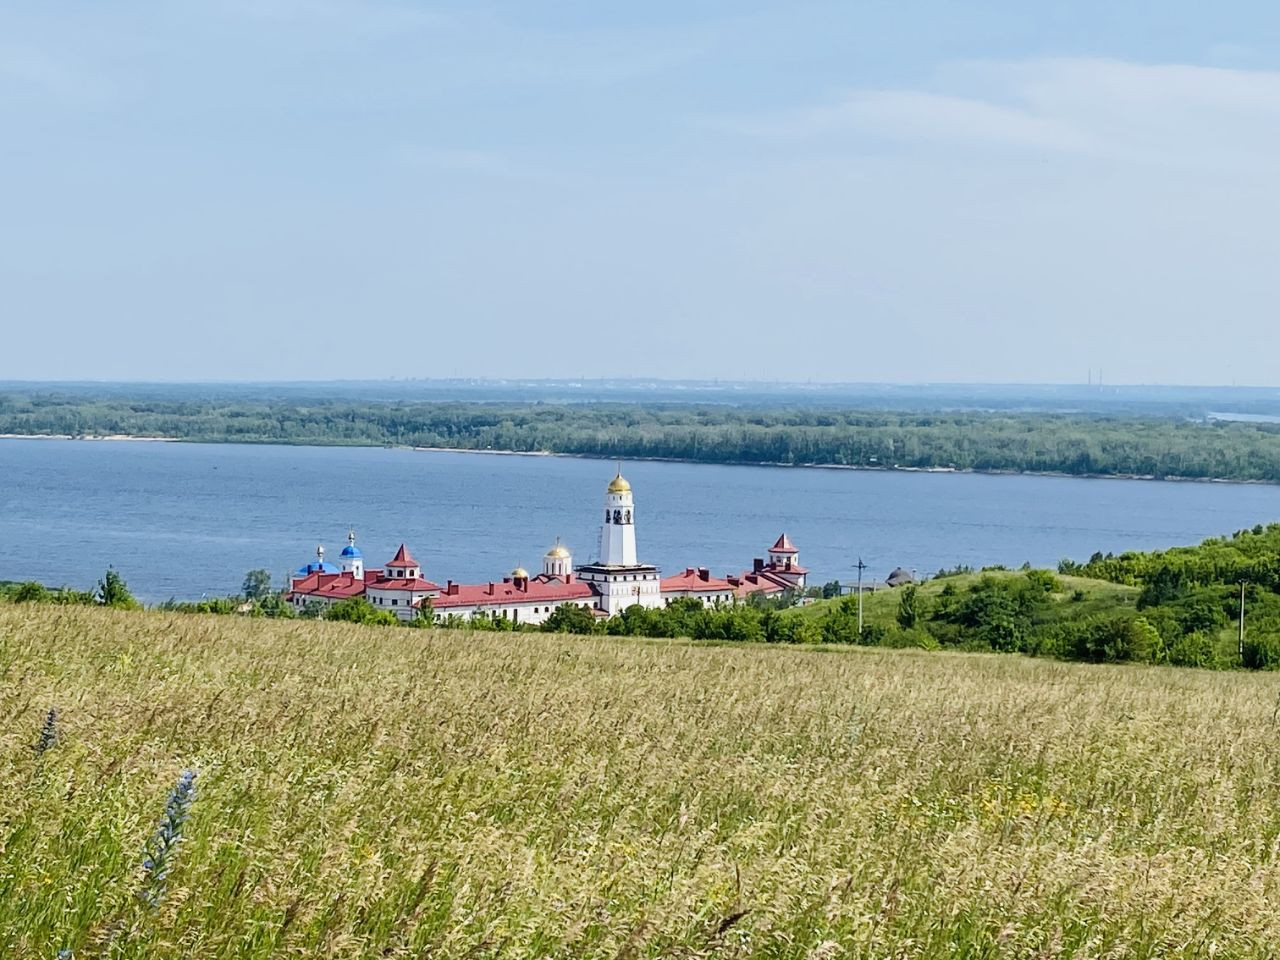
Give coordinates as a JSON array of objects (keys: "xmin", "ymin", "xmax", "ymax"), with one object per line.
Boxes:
[{"xmin": 288, "ymin": 471, "xmax": 808, "ymax": 625}]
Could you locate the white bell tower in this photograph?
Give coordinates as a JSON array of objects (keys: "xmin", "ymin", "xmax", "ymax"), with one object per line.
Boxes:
[
  {"xmin": 575, "ymin": 469, "xmax": 663, "ymax": 616},
  {"xmin": 600, "ymin": 473, "xmax": 638, "ymax": 566}
]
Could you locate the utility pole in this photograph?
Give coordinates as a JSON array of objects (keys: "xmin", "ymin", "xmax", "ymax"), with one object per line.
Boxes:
[
  {"xmin": 1239, "ymin": 579, "xmax": 1247, "ymax": 660},
  {"xmin": 855, "ymin": 557, "xmax": 868, "ymax": 635}
]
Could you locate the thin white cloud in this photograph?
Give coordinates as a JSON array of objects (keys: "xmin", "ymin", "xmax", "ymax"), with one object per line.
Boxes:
[
  {"xmin": 734, "ymin": 88, "xmax": 1102, "ymax": 154},
  {"xmin": 727, "ymin": 58, "xmax": 1280, "ymax": 172}
]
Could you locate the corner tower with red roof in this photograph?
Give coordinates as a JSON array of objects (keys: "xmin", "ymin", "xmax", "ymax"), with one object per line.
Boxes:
[
  {"xmin": 763, "ymin": 533, "xmax": 808, "ymax": 588},
  {"xmin": 365, "ymin": 544, "xmax": 440, "ymax": 621}
]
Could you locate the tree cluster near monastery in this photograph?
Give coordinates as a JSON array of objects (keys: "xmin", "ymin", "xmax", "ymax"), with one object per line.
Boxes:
[{"xmin": 6, "ymin": 605, "xmax": 1280, "ymax": 957}]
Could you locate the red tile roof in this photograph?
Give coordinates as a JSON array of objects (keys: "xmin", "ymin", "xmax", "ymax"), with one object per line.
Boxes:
[
  {"xmin": 660, "ymin": 568, "xmax": 735, "ymax": 594},
  {"xmin": 289, "ymin": 570, "xmax": 375, "ymax": 600},
  {"xmin": 367, "ymin": 576, "xmax": 440, "ymax": 592},
  {"xmin": 387, "ymin": 544, "xmax": 418, "ymax": 567},
  {"xmin": 432, "ymin": 578, "xmax": 597, "ymax": 609},
  {"xmin": 727, "ymin": 570, "xmax": 792, "ymax": 598},
  {"xmin": 770, "ymin": 533, "xmax": 798, "ymax": 554}
]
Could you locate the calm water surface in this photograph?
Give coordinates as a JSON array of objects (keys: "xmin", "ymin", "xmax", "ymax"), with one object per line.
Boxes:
[{"xmin": 3, "ymin": 439, "xmax": 1280, "ymax": 602}]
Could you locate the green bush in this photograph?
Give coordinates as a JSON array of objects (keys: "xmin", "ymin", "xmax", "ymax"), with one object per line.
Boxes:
[
  {"xmin": 880, "ymin": 626, "xmax": 939, "ymax": 651},
  {"xmin": 1065, "ymin": 615, "xmax": 1159, "ymax": 664},
  {"xmin": 1166, "ymin": 631, "xmax": 1217, "ymax": 668},
  {"xmin": 542, "ymin": 604, "xmax": 598, "ymax": 635},
  {"xmin": 762, "ymin": 610, "xmax": 820, "ymax": 645},
  {"xmin": 12, "ymin": 582, "xmax": 50, "ymax": 603},
  {"xmin": 1024, "ymin": 569, "xmax": 1059, "ymax": 594},
  {"xmin": 1242, "ymin": 634, "xmax": 1280, "ymax": 670},
  {"xmin": 323, "ymin": 598, "xmax": 398, "ymax": 626}
]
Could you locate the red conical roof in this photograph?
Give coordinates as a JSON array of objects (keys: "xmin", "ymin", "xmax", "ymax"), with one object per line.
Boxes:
[
  {"xmin": 388, "ymin": 544, "xmax": 418, "ymax": 567},
  {"xmin": 770, "ymin": 533, "xmax": 798, "ymax": 553}
]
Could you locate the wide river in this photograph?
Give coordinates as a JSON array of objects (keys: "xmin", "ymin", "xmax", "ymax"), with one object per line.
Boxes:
[{"xmin": 3, "ymin": 438, "xmax": 1280, "ymax": 602}]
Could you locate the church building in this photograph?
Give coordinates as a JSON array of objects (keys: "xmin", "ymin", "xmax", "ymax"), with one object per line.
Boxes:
[{"xmin": 288, "ymin": 470, "xmax": 805, "ymax": 625}]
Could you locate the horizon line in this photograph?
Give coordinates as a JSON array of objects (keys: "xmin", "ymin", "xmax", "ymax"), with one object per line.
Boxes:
[{"xmin": 2, "ymin": 377, "xmax": 1279, "ymax": 392}]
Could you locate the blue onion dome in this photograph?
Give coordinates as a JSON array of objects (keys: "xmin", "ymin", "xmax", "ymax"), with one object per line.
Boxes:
[
  {"xmin": 340, "ymin": 530, "xmax": 361, "ymax": 558},
  {"xmin": 295, "ymin": 561, "xmax": 339, "ymax": 576}
]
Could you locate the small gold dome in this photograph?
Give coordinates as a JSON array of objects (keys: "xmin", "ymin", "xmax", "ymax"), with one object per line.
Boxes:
[
  {"xmin": 511, "ymin": 567, "xmax": 530, "ymax": 579},
  {"xmin": 546, "ymin": 542, "xmax": 571, "ymax": 559},
  {"xmin": 607, "ymin": 473, "xmax": 631, "ymax": 494}
]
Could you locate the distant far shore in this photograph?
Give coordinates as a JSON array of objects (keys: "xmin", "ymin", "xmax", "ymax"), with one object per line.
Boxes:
[
  {"xmin": 408, "ymin": 446, "xmax": 1270, "ymax": 486},
  {"xmin": 1, "ymin": 433, "xmax": 1273, "ymax": 487},
  {"xmin": 0, "ymin": 433, "xmax": 180, "ymax": 442}
]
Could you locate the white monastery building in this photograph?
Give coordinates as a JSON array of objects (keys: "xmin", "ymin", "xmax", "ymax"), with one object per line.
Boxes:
[{"xmin": 289, "ymin": 470, "xmax": 807, "ymax": 625}]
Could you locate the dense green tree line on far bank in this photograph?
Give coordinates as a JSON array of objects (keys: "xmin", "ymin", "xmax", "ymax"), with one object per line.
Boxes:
[{"xmin": 6, "ymin": 391, "xmax": 1280, "ymax": 481}]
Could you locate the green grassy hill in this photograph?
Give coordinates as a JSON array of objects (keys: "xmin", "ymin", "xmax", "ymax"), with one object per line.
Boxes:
[
  {"xmin": 798, "ymin": 570, "xmax": 1139, "ymax": 625},
  {"xmin": 6, "ymin": 605, "xmax": 1280, "ymax": 958}
]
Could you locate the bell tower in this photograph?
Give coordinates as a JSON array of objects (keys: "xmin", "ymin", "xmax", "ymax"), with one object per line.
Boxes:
[
  {"xmin": 575, "ymin": 468, "xmax": 662, "ymax": 616},
  {"xmin": 599, "ymin": 472, "xmax": 638, "ymax": 566}
]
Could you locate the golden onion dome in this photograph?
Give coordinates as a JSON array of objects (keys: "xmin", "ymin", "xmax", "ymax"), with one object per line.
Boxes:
[
  {"xmin": 546, "ymin": 542, "xmax": 571, "ymax": 558},
  {"xmin": 511, "ymin": 567, "xmax": 530, "ymax": 579},
  {"xmin": 607, "ymin": 473, "xmax": 632, "ymax": 494}
]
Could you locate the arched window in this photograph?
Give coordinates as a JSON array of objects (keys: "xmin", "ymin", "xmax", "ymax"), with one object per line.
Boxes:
[
  {"xmin": 624, "ymin": 509, "xmax": 631, "ymax": 523},
  {"xmin": 613, "ymin": 509, "xmax": 622, "ymax": 524}
]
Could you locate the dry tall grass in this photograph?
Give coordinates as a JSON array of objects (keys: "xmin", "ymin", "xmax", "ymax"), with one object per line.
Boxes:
[{"xmin": 4, "ymin": 605, "xmax": 1280, "ymax": 958}]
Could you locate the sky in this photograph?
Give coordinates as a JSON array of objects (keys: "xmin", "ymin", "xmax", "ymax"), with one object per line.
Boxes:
[{"xmin": 4, "ymin": 1, "xmax": 1280, "ymax": 385}]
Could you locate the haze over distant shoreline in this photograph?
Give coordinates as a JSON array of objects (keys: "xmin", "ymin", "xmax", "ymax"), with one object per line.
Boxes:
[{"xmin": 4, "ymin": 378, "xmax": 1280, "ymax": 418}]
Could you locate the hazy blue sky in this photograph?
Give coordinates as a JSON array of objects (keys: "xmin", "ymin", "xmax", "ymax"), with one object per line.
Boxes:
[{"xmin": 4, "ymin": 1, "xmax": 1280, "ymax": 384}]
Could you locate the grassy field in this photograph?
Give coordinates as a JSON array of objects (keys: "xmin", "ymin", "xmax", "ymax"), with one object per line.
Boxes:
[{"xmin": 5, "ymin": 606, "xmax": 1280, "ymax": 958}]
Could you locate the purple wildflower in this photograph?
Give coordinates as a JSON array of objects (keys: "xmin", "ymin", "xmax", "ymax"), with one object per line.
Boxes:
[
  {"xmin": 138, "ymin": 768, "xmax": 198, "ymax": 908},
  {"xmin": 34, "ymin": 708, "xmax": 58, "ymax": 755}
]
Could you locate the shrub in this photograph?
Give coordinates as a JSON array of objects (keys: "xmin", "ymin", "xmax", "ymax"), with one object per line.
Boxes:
[
  {"xmin": 762, "ymin": 611, "xmax": 819, "ymax": 645},
  {"xmin": 12, "ymin": 582, "xmax": 49, "ymax": 603},
  {"xmin": 1024, "ymin": 569, "xmax": 1059, "ymax": 594},
  {"xmin": 97, "ymin": 569, "xmax": 141, "ymax": 610},
  {"xmin": 1023, "ymin": 627, "xmax": 1066, "ymax": 659},
  {"xmin": 1175, "ymin": 595, "xmax": 1228, "ymax": 635},
  {"xmin": 1066, "ymin": 615, "xmax": 1159, "ymax": 664},
  {"xmin": 542, "ymin": 604, "xmax": 598, "ymax": 635},
  {"xmin": 1243, "ymin": 634, "xmax": 1280, "ymax": 670},
  {"xmin": 896, "ymin": 585, "xmax": 924, "ymax": 629},
  {"xmin": 857, "ymin": 623, "xmax": 887, "ymax": 646},
  {"xmin": 880, "ymin": 626, "xmax": 939, "ymax": 651},
  {"xmin": 324, "ymin": 598, "xmax": 398, "ymax": 626},
  {"xmin": 819, "ymin": 608, "xmax": 861, "ymax": 645},
  {"xmin": 1166, "ymin": 631, "xmax": 1217, "ymax": 668},
  {"xmin": 299, "ymin": 600, "xmax": 326, "ymax": 620}
]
